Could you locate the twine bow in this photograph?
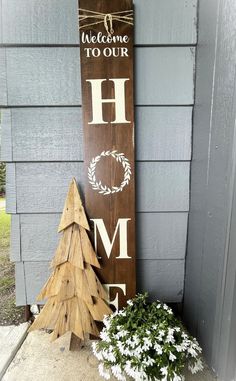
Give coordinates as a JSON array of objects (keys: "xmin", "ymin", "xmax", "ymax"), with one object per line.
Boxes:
[{"xmin": 79, "ymin": 8, "xmax": 133, "ymax": 36}]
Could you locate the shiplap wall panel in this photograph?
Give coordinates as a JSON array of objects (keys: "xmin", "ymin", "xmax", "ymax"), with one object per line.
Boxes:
[
  {"xmin": 1, "ymin": 107, "xmax": 192, "ymax": 162},
  {"xmin": 0, "ymin": 1, "xmax": 2, "ymax": 44},
  {"xmin": 5, "ymin": 164, "xmax": 16, "ymax": 213},
  {"xmin": 137, "ymin": 260, "xmax": 185, "ymax": 302},
  {"xmin": 137, "ymin": 213, "xmax": 188, "ymax": 260},
  {"xmin": 0, "ymin": 48, "xmax": 7, "ymax": 106},
  {"xmin": 2, "ymin": 0, "xmax": 79, "ymax": 45},
  {"xmin": 137, "ymin": 162, "xmax": 190, "ymax": 212},
  {"xmin": 4, "ymin": 47, "xmax": 195, "ymax": 106},
  {"xmin": 10, "ymin": 215, "xmax": 20, "ymax": 262},
  {"xmin": 136, "ymin": 47, "xmax": 195, "ymax": 105},
  {"xmin": 21, "ymin": 260, "xmax": 184, "ymax": 305},
  {"xmin": 9, "ymin": 108, "xmax": 83, "ymax": 162},
  {"xmin": 15, "ymin": 263, "xmax": 26, "ymax": 306},
  {"xmin": 6, "ymin": 48, "xmax": 81, "ymax": 106},
  {"xmin": 1, "ymin": 0, "xmax": 197, "ymax": 45},
  {"xmin": 0, "ymin": 109, "xmax": 12, "ymax": 161},
  {"xmin": 24, "ymin": 262, "xmax": 51, "ymax": 305},
  {"xmin": 6, "ymin": 162, "xmax": 190, "ymax": 214},
  {"xmin": 136, "ymin": 107, "xmax": 192, "ymax": 160},
  {"xmin": 10, "ymin": 212, "xmax": 187, "ymax": 262}
]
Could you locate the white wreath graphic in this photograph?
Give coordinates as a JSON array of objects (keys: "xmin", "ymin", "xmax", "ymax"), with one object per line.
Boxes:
[{"xmin": 88, "ymin": 150, "xmax": 132, "ymax": 195}]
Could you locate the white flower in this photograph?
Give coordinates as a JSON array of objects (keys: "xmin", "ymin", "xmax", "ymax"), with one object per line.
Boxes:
[
  {"xmin": 187, "ymin": 346, "xmax": 197, "ymax": 358},
  {"xmin": 160, "ymin": 366, "xmax": 168, "ymax": 376},
  {"xmin": 143, "ymin": 337, "xmax": 152, "ymax": 350},
  {"xmin": 100, "ymin": 330, "xmax": 111, "ymax": 342},
  {"xmin": 166, "ymin": 328, "xmax": 175, "ymax": 344},
  {"xmin": 103, "ymin": 315, "xmax": 111, "ymax": 328},
  {"xmin": 188, "ymin": 358, "xmax": 204, "ymax": 374},
  {"xmin": 154, "ymin": 343, "xmax": 163, "ymax": 355},
  {"xmin": 133, "ymin": 334, "xmax": 140, "ymax": 345},
  {"xmin": 127, "ymin": 299, "xmax": 134, "ymax": 306},
  {"xmin": 92, "ymin": 342, "xmax": 103, "ymax": 361},
  {"xmin": 169, "ymin": 352, "xmax": 176, "ymax": 362},
  {"xmin": 132, "ymin": 345, "xmax": 143, "ymax": 357},
  {"xmin": 126, "ymin": 337, "xmax": 134, "ymax": 348},
  {"xmin": 101, "ymin": 349, "xmax": 116, "ymax": 363},
  {"xmin": 124, "ymin": 361, "xmax": 137, "ymax": 378},
  {"xmin": 118, "ymin": 310, "xmax": 126, "ymax": 317},
  {"xmin": 173, "ymin": 373, "xmax": 182, "ymax": 381},
  {"xmin": 175, "ymin": 344, "xmax": 186, "ymax": 352},
  {"xmin": 117, "ymin": 341, "xmax": 130, "ymax": 356},
  {"xmin": 143, "ymin": 356, "xmax": 155, "ymax": 366},
  {"xmin": 98, "ymin": 363, "xmax": 111, "ymax": 380},
  {"xmin": 111, "ymin": 365, "xmax": 126, "ymax": 381},
  {"xmin": 157, "ymin": 330, "xmax": 165, "ymax": 341}
]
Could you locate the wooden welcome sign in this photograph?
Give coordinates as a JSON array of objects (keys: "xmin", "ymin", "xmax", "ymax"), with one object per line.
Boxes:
[{"xmin": 79, "ymin": 0, "xmax": 135, "ymax": 309}]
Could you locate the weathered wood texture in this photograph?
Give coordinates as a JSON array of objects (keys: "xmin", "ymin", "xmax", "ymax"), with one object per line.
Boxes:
[
  {"xmin": 6, "ymin": 162, "xmax": 190, "ymax": 214},
  {"xmin": 1, "ymin": 107, "xmax": 192, "ymax": 162},
  {"xmin": 0, "ymin": 47, "xmax": 195, "ymax": 107},
  {"xmin": 0, "ymin": 0, "xmax": 197, "ymax": 45},
  {"xmin": 11, "ymin": 213, "xmax": 188, "ymax": 262},
  {"xmin": 15, "ymin": 259, "xmax": 184, "ymax": 306}
]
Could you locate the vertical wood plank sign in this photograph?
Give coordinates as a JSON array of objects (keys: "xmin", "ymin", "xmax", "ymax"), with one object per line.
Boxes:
[{"xmin": 79, "ymin": 0, "xmax": 135, "ymax": 310}]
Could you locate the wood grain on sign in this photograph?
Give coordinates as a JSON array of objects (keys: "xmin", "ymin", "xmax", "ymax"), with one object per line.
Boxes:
[{"xmin": 79, "ymin": 0, "xmax": 135, "ymax": 309}]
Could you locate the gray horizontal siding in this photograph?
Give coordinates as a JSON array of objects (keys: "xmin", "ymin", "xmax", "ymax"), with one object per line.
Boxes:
[
  {"xmin": 137, "ymin": 162, "xmax": 190, "ymax": 212},
  {"xmin": 0, "ymin": 108, "xmax": 12, "ymax": 161},
  {"xmin": 0, "ymin": 48, "xmax": 7, "ymax": 105},
  {"xmin": 0, "ymin": 1, "xmax": 2, "ymax": 44},
  {"xmin": 6, "ymin": 162, "xmax": 190, "ymax": 214},
  {"xmin": 10, "ymin": 215, "xmax": 20, "ymax": 261},
  {"xmin": 11, "ymin": 212, "xmax": 188, "ymax": 262},
  {"xmin": 1, "ymin": 0, "xmax": 197, "ymax": 45},
  {"xmin": 5, "ymin": 163, "xmax": 16, "ymax": 213},
  {"xmin": 0, "ymin": 47, "xmax": 195, "ymax": 107},
  {"xmin": 1, "ymin": 107, "xmax": 192, "ymax": 162},
  {"xmin": 15, "ymin": 262, "xmax": 26, "ymax": 306},
  {"xmin": 137, "ymin": 260, "xmax": 185, "ymax": 302},
  {"xmin": 15, "ymin": 259, "xmax": 184, "ymax": 305}
]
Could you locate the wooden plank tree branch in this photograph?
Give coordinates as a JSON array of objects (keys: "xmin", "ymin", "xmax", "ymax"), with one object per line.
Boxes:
[{"xmin": 29, "ymin": 178, "xmax": 112, "ymax": 349}]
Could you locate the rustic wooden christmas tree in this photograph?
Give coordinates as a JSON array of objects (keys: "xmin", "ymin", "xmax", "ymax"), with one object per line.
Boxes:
[{"xmin": 29, "ymin": 178, "xmax": 112, "ymax": 345}]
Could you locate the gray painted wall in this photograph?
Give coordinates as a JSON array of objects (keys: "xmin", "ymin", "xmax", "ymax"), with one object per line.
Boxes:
[
  {"xmin": 183, "ymin": 0, "xmax": 236, "ymax": 378},
  {"xmin": 0, "ymin": 0, "xmax": 197, "ymax": 306}
]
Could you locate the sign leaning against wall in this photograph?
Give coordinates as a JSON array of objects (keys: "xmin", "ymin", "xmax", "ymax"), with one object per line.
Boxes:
[{"xmin": 79, "ymin": 0, "xmax": 135, "ymax": 310}]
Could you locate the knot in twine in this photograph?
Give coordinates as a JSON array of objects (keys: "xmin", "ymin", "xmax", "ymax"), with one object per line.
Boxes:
[
  {"xmin": 104, "ymin": 14, "xmax": 114, "ymax": 36},
  {"xmin": 79, "ymin": 8, "xmax": 133, "ymax": 36}
]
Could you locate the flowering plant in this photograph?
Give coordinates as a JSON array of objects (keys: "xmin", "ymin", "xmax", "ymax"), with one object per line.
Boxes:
[{"xmin": 92, "ymin": 293, "xmax": 203, "ymax": 381}]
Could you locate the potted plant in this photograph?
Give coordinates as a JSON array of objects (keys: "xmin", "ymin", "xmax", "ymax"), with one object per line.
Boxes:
[{"xmin": 93, "ymin": 293, "xmax": 203, "ymax": 381}]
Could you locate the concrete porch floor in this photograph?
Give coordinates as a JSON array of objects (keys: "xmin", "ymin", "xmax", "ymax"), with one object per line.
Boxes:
[{"xmin": 2, "ymin": 330, "xmax": 217, "ymax": 381}]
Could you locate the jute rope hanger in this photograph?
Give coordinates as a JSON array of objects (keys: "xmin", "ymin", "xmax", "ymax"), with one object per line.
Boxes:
[{"xmin": 79, "ymin": 8, "xmax": 133, "ymax": 36}]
